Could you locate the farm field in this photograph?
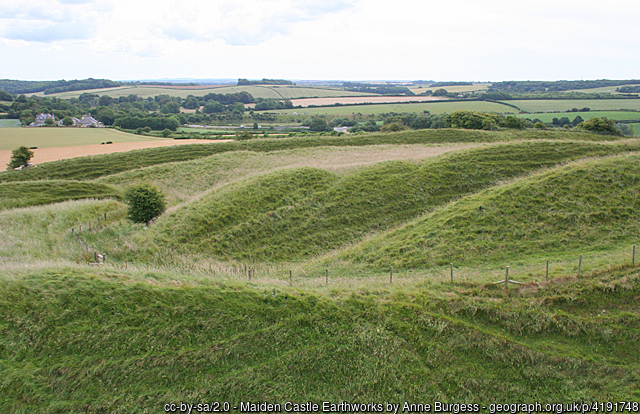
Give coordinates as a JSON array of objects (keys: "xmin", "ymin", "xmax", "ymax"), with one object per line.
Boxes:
[
  {"xmin": 263, "ymin": 100, "xmax": 519, "ymax": 115},
  {"xmin": 515, "ymin": 110, "xmax": 640, "ymax": 122},
  {"xmin": 0, "ymin": 127, "xmax": 156, "ymax": 151},
  {"xmin": 280, "ymin": 95, "xmax": 444, "ymax": 107},
  {"xmin": 0, "ymin": 119, "xmax": 21, "ymax": 128},
  {"xmin": 408, "ymin": 82, "xmax": 491, "ymax": 94},
  {"xmin": 2, "ymin": 128, "xmax": 640, "ymax": 410},
  {"xmin": 33, "ymin": 84, "xmax": 372, "ymax": 100},
  {"xmin": 511, "ymin": 99, "xmax": 640, "ymax": 112},
  {"xmin": 564, "ymin": 84, "xmax": 640, "ymax": 94}
]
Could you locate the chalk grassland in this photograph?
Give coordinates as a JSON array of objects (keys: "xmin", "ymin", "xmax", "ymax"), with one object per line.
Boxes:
[
  {"xmin": 96, "ymin": 144, "xmax": 484, "ymax": 207},
  {"xmin": 0, "ymin": 128, "xmax": 615, "ymax": 183},
  {"xmin": 0, "ymin": 128, "xmax": 157, "ymax": 151},
  {"xmin": 0, "ymin": 119, "xmax": 21, "ymax": 128},
  {"xmin": 0, "ymin": 181, "xmax": 121, "ymax": 210},
  {"xmin": 262, "ymin": 100, "xmax": 519, "ymax": 115},
  {"xmin": 2, "ymin": 263, "xmax": 638, "ymax": 412},
  {"xmin": 408, "ymin": 83, "xmax": 492, "ymax": 94},
  {"xmin": 1, "ymin": 132, "xmax": 640, "ymax": 410},
  {"xmin": 136, "ymin": 141, "xmax": 638, "ymax": 264},
  {"xmin": 511, "ymin": 99, "xmax": 640, "ymax": 113},
  {"xmin": 515, "ymin": 110, "xmax": 640, "ymax": 122},
  {"xmin": 337, "ymin": 154, "xmax": 640, "ymax": 269},
  {"xmin": 32, "ymin": 85, "xmax": 372, "ymax": 100}
]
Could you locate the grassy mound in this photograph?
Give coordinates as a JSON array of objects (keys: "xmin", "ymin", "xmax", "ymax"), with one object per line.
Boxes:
[
  {"xmin": 0, "ymin": 129, "xmax": 616, "ymax": 183},
  {"xmin": 0, "ymin": 181, "xmax": 121, "ymax": 210},
  {"xmin": 143, "ymin": 141, "xmax": 638, "ymax": 262},
  {"xmin": 339, "ymin": 153, "xmax": 640, "ymax": 268},
  {"xmin": 1, "ymin": 265, "xmax": 638, "ymax": 412}
]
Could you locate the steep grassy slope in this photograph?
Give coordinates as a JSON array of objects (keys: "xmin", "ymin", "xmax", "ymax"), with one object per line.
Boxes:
[
  {"xmin": 0, "ymin": 199, "xmax": 122, "ymax": 263},
  {"xmin": 0, "ymin": 129, "xmax": 616, "ymax": 183},
  {"xmin": 339, "ymin": 154, "xmax": 640, "ymax": 268},
  {"xmin": 1, "ymin": 265, "xmax": 638, "ymax": 412},
  {"xmin": 95, "ymin": 144, "xmax": 480, "ymax": 207},
  {"xmin": 143, "ymin": 141, "xmax": 637, "ymax": 262},
  {"xmin": 0, "ymin": 181, "xmax": 121, "ymax": 210}
]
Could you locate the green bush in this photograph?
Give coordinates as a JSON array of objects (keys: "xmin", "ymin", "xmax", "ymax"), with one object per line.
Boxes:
[
  {"xmin": 124, "ymin": 183, "xmax": 166, "ymax": 225},
  {"xmin": 7, "ymin": 146, "xmax": 33, "ymax": 170}
]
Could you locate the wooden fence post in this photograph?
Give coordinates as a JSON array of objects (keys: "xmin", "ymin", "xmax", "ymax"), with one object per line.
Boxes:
[
  {"xmin": 450, "ymin": 263, "xmax": 453, "ymax": 282},
  {"xmin": 633, "ymin": 245, "xmax": 636, "ymax": 266},
  {"xmin": 546, "ymin": 259, "xmax": 549, "ymax": 282},
  {"xmin": 578, "ymin": 254, "xmax": 583, "ymax": 278},
  {"xmin": 505, "ymin": 266, "xmax": 509, "ymax": 292},
  {"xmin": 289, "ymin": 270, "xmax": 292, "ymax": 286},
  {"xmin": 325, "ymin": 268, "xmax": 328, "ymax": 284},
  {"xmin": 390, "ymin": 266, "xmax": 393, "ymax": 284}
]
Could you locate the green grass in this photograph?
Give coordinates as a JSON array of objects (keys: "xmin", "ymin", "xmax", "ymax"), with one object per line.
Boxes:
[
  {"xmin": 138, "ymin": 141, "xmax": 639, "ymax": 263},
  {"xmin": 0, "ymin": 181, "xmax": 121, "ymax": 210},
  {"xmin": 0, "ymin": 129, "xmax": 615, "ymax": 183},
  {"xmin": 1, "ymin": 264, "xmax": 638, "ymax": 412},
  {"xmin": 263, "ymin": 100, "xmax": 520, "ymax": 115},
  {"xmin": 511, "ymin": 99, "xmax": 640, "ymax": 113},
  {"xmin": 0, "ymin": 119, "xmax": 21, "ymax": 128},
  {"xmin": 0, "ymin": 128, "xmax": 164, "ymax": 151},
  {"xmin": 516, "ymin": 110, "xmax": 640, "ymax": 122},
  {"xmin": 339, "ymin": 154, "xmax": 640, "ymax": 268}
]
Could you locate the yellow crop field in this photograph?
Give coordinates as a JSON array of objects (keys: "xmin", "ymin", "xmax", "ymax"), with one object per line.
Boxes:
[{"xmin": 0, "ymin": 127, "xmax": 155, "ymax": 151}]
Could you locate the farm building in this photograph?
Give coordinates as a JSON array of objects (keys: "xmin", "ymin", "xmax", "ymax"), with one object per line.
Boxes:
[
  {"xmin": 57, "ymin": 114, "xmax": 103, "ymax": 127},
  {"xmin": 29, "ymin": 113, "xmax": 55, "ymax": 127}
]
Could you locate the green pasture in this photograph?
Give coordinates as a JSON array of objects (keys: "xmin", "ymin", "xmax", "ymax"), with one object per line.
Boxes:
[
  {"xmin": 34, "ymin": 85, "xmax": 370, "ymax": 100},
  {"xmin": 263, "ymin": 100, "xmax": 519, "ymax": 115},
  {"xmin": 0, "ymin": 128, "xmax": 167, "ymax": 151},
  {"xmin": 408, "ymin": 83, "xmax": 491, "ymax": 94},
  {"xmin": 0, "ymin": 119, "xmax": 21, "ymax": 128},
  {"xmin": 632, "ymin": 123, "xmax": 640, "ymax": 136},
  {"xmin": 564, "ymin": 84, "xmax": 640, "ymax": 94},
  {"xmin": 516, "ymin": 110, "xmax": 640, "ymax": 122},
  {"xmin": 511, "ymin": 99, "xmax": 640, "ymax": 113}
]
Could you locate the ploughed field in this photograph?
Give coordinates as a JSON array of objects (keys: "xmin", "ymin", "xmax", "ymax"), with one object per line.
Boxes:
[{"xmin": 1, "ymin": 128, "xmax": 639, "ymax": 411}]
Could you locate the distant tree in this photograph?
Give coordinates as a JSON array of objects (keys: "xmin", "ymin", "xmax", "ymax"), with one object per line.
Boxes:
[
  {"xmin": 253, "ymin": 122, "xmax": 258, "ymax": 129},
  {"xmin": 162, "ymin": 128, "xmax": 172, "ymax": 137},
  {"xmin": 98, "ymin": 95, "xmax": 114, "ymax": 106},
  {"xmin": 203, "ymin": 101, "xmax": 224, "ymax": 114},
  {"xmin": 15, "ymin": 94, "xmax": 28, "ymax": 103},
  {"xmin": 534, "ymin": 122, "xmax": 547, "ymax": 129},
  {"xmin": 160, "ymin": 101, "xmax": 180, "ymax": 114},
  {"xmin": 432, "ymin": 88, "xmax": 448, "ymax": 96},
  {"xmin": 183, "ymin": 96, "xmax": 200, "ymax": 110},
  {"xmin": 571, "ymin": 115, "xmax": 584, "ymax": 126},
  {"xmin": 0, "ymin": 91, "xmax": 13, "ymax": 101},
  {"xmin": 503, "ymin": 116, "xmax": 525, "ymax": 130},
  {"xmin": 44, "ymin": 117, "xmax": 55, "ymax": 126},
  {"xmin": 380, "ymin": 122, "xmax": 405, "ymax": 132},
  {"xmin": 577, "ymin": 117, "xmax": 621, "ymax": 135},
  {"xmin": 309, "ymin": 117, "xmax": 329, "ymax": 132},
  {"xmin": 124, "ymin": 183, "xmax": 166, "ymax": 225},
  {"xmin": 7, "ymin": 146, "xmax": 34, "ymax": 170}
]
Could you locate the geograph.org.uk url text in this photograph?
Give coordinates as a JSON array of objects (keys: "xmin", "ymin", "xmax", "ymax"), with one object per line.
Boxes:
[{"xmin": 162, "ymin": 401, "xmax": 640, "ymax": 414}]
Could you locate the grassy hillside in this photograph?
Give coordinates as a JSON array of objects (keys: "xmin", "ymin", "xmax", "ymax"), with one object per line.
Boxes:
[
  {"xmin": 1, "ymin": 264, "xmax": 638, "ymax": 412},
  {"xmin": 0, "ymin": 181, "xmax": 121, "ymax": 210},
  {"xmin": 0, "ymin": 129, "xmax": 617, "ymax": 183},
  {"xmin": 339, "ymin": 154, "xmax": 640, "ymax": 268},
  {"xmin": 96, "ymin": 144, "xmax": 475, "ymax": 207},
  {"xmin": 140, "ymin": 141, "xmax": 638, "ymax": 262}
]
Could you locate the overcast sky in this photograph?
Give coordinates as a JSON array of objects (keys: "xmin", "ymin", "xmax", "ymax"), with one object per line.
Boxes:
[{"xmin": 2, "ymin": 0, "xmax": 639, "ymax": 82}]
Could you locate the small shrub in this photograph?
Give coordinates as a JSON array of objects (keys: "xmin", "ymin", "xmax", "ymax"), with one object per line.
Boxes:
[{"xmin": 124, "ymin": 183, "xmax": 166, "ymax": 225}]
